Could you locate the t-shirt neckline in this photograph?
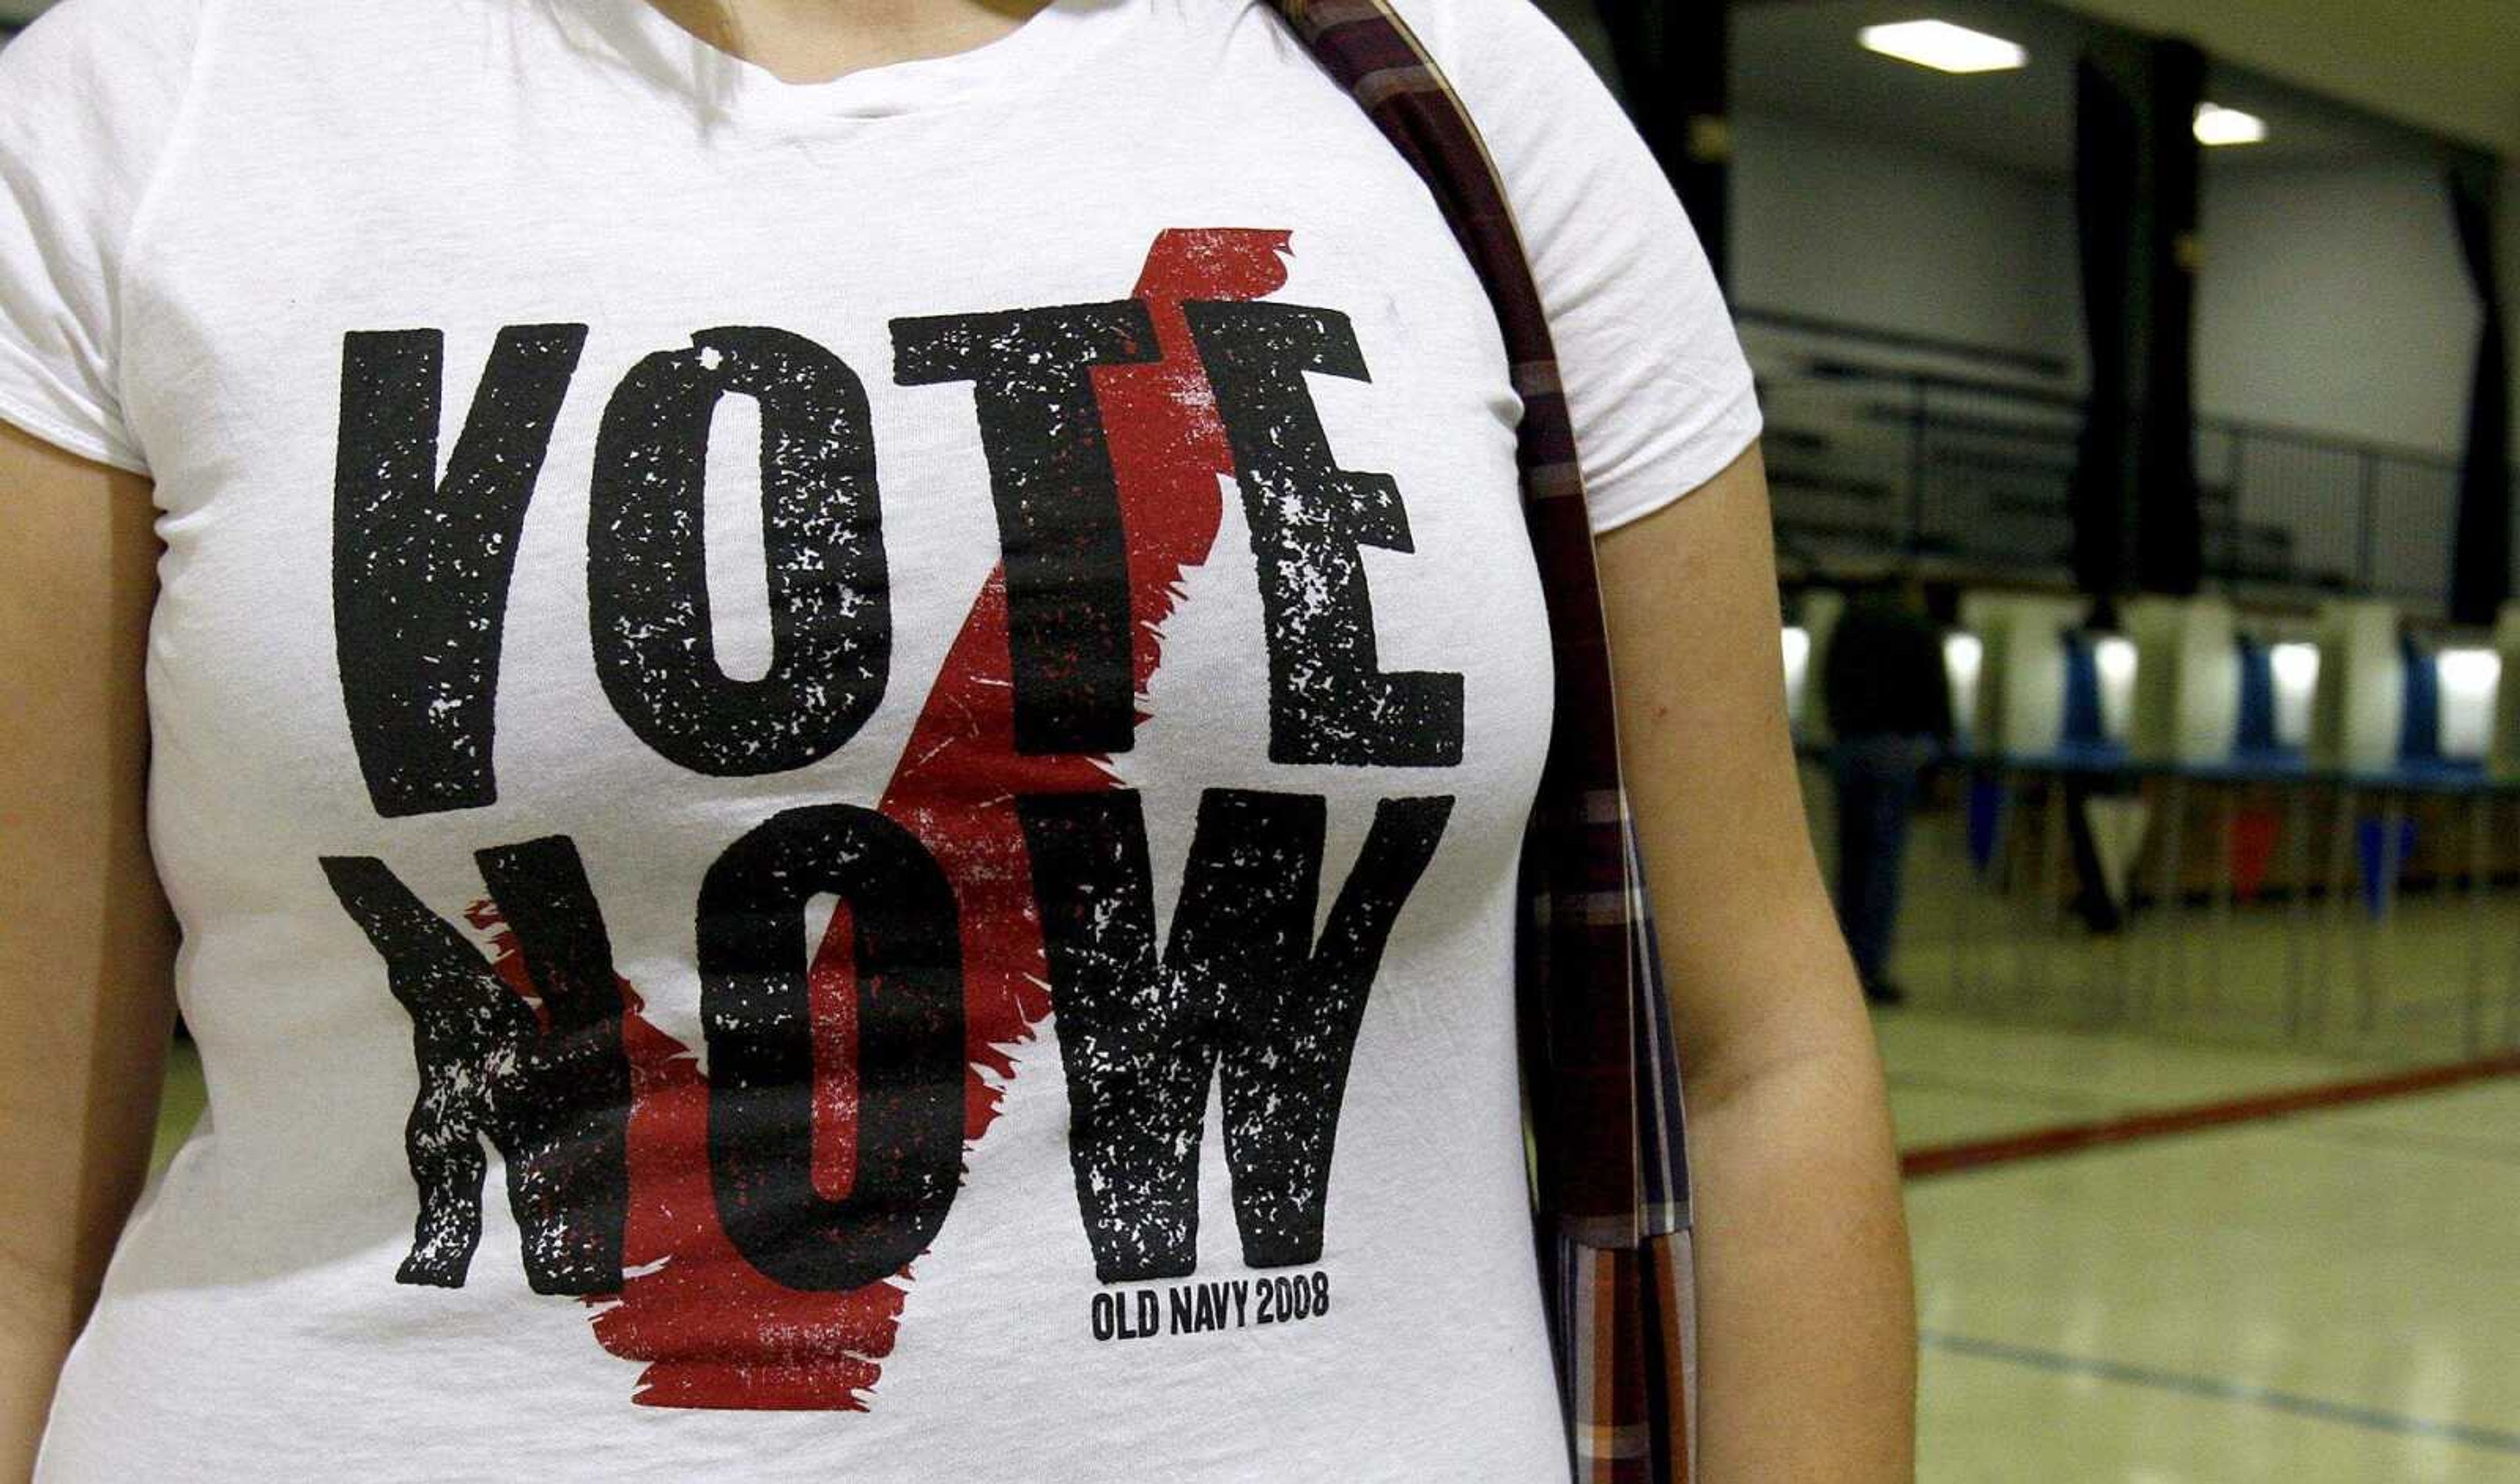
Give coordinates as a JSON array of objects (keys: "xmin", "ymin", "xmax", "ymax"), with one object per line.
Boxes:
[{"xmin": 543, "ymin": 0, "xmax": 1143, "ymax": 127}]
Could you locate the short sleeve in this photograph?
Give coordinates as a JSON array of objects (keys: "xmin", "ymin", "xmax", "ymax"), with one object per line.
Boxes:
[
  {"xmin": 0, "ymin": 0, "xmax": 204, "ymax": 476},
  {"xmin": 1396, "ymin": 0, "xmax": 1763, "ymax": 534}
]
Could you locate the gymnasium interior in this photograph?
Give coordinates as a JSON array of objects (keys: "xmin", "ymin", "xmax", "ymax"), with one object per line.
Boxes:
[{"xmin": 1532, "ymin": 0, "xmax": 2520, "ymax": 1476}]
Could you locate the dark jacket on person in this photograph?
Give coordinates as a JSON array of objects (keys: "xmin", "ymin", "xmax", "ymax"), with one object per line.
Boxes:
[{"xmin": 1823, "ymin": 595, "xmax": 1956, "ymax": 743}]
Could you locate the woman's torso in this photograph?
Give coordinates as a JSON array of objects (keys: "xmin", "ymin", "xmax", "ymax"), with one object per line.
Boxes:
[{"xmin": 35, "ymin": 0, "xmax": 1568, "ymax": 1477}]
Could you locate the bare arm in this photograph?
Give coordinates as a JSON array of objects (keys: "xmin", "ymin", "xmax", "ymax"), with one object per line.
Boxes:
[
  {"xmin": 0, "ymin": 419, "xmax": 175, "ymax": 1479},
  {"xmin": 1597, "ymin": 442, "xmax": 1916, "ymax": 1481}
]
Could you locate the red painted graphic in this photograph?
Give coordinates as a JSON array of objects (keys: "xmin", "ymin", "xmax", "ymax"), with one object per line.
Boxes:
[{"xmin": 473, "ymin": 229, "xmax": 1293, "ymax": 1409}]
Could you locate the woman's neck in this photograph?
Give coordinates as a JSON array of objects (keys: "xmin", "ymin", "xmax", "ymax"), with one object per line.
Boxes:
[{"xmin": 645, "ymin": 0, "xmax": 1055, "ymax": 84}]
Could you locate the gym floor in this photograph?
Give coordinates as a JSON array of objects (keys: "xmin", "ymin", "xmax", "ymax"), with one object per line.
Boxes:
[
  {"xmin": 1889, "ymin": 1012, "xmax": 2520, "ymax": 1481},
  {"xmin": 146, "ymin": 1009, "xmax": 2520, "ymax": 1481}
]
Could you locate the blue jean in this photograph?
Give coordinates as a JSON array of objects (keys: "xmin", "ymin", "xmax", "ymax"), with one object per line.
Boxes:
[{"xmin": 1831, "ymin": 734, "xmax": 1937, "ymax": 986}]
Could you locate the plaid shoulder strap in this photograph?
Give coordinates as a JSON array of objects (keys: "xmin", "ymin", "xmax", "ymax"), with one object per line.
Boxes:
[{"xmin": 1259, "ymin": 3, "xmax": 1700, "ymax": 1480}]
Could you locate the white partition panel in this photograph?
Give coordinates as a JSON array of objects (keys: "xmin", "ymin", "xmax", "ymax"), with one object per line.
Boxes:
[
  {"xmin": 1964, "ymin": 592, "xmax": 2084, "ymax": 759},
  {"xmin": 2128, "ymin": 596, "xmax": 2240, "ymax": 765},
  {"xmin": 2310, "ymin": 600, "xmax": 2404, "ymax": 773}
]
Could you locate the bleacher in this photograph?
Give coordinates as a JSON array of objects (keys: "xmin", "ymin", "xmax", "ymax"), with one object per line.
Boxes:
[{"xmin": 1746, "ymin": 308, "xmax": 2481, "ymax": 618}]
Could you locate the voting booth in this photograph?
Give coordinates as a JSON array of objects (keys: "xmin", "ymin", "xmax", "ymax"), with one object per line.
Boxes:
[
  {"xmin": 1788, "ymin": 585, "xmax": 1847, "ymax": 743},
  {"xmin": 2126, "ymin": 596, "xmax": 2240, "ymax": 766},
  {"xmin": 2494, "ymin": 603, "xmax": 2520, "ymax": 782},
  {"xmin": 2309, "ymin": 601, "xmax": 2406, "ymax": 774},
  {"xmin": 1959, "ymin": 592, "xmax": 2134, "ymax": 762}
]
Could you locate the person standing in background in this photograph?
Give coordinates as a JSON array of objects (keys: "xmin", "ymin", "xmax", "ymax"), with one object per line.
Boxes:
[{"xmin": 1823, "ymin": 572, "xmax": 1954, "ymax": 1006}]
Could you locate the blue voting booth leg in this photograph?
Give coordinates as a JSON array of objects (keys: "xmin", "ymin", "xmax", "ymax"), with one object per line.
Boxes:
[
  {"xmin": 2357, "ymin": 816, "xmax": 2419, "ymax": 920},
  {"xmin": 1968, "ymin": 776, "xmax": 2007, "ymax": 875}
]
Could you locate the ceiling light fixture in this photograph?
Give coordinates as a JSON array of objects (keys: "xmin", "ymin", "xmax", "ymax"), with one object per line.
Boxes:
[
  {"xmin": 2194, "ymin": 103, "xmax": 2269, "ymax": 146},
  {"xmin": 1858, "ymin": 20, "xmax": 2028, "ymax": 75}
]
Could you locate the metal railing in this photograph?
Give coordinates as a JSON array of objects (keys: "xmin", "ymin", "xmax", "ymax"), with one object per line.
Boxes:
[
  {"xmin": 2194, "ymin": 419, "xmax": 2466, "ymax": 612},
  {"xmin": 1755, "ymin": 350, "xmax": 2500, "ymax": 618},
  {"xmin": 1757, "ymin": 358, "xmax": 2081, "ymax": 578}
]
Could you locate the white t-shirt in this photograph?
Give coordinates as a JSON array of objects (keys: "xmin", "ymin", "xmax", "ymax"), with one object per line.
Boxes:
[{"xmin": 0, "ymin": 0, "xmax": 1759, "ymax": 1478}]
